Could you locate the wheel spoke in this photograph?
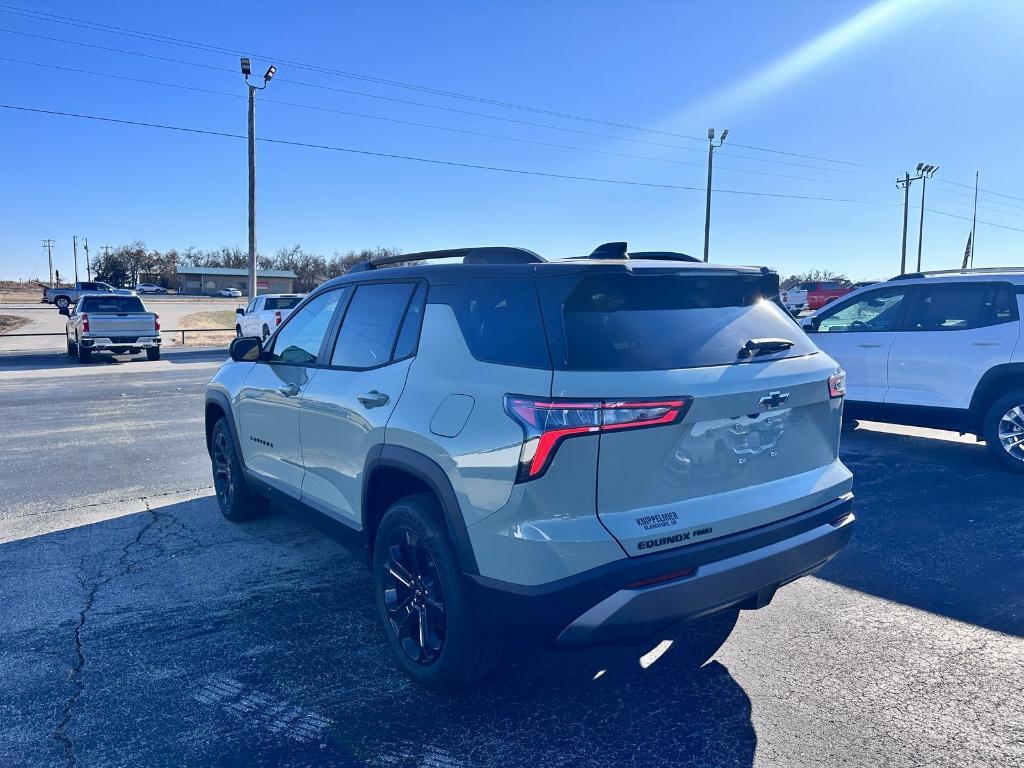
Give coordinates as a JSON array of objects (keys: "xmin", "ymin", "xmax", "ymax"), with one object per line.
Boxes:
[{"xmin": 382, "ymin": 524, "xmax": 447, "ymax": 666}]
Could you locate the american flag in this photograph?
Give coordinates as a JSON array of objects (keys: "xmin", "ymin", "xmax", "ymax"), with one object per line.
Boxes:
[{"xmin": 961, "ymin": 232, "xmax": 972, "ymax": 269}]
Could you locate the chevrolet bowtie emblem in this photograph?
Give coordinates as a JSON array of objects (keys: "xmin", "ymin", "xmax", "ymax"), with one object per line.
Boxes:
[{"xmin": 758, "ymin": 391, "xmax": 790, "ymax": 409}]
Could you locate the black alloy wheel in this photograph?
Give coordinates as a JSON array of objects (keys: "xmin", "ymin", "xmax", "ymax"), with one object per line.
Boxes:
[
  {"xmin": 212, "ymin": 429, "xmax": 235, "ymax": 510},
  {"xmin": 382, "ymin": 526, "xmax": 446, "ymax": 665}
]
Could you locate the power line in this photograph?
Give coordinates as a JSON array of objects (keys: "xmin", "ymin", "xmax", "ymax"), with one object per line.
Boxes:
[
  {"xmin": 933, "ymin": 177, "xmax": 1024, "ymax": 206},
  {"xmin": 0, "ymin": 56, "xmax": 844, "ymax": 185},
  {"xmin": 922, "ymin": 206, "xmax": 1024, "ymax": 234},
  {"xmin": 929, "ymin": 193, "xmax": 1024, "ymax": 220},
  {"xmin": 0, "ymin": 102, "xmax": 894, "ymax": 206},
  {"xmin": 0, "ymin": 2, "xmax": 862, "ymax": 167}
]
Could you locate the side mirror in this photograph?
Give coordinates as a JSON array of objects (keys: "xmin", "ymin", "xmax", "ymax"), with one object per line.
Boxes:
[
  {"xmin": 235, "ymin": 307, "xmax": 245, "ymax": 315},
  {"xmin": 58, "ymin": 307, "xmax": 70, "ymax": 317},
  {"xmin": 229, "ymin": 336, "xmax": 262, "ymax": 362}
]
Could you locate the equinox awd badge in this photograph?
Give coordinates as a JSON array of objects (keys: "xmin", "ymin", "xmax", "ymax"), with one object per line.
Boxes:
[{"xmin": 758, "ymin": 391, "xmax": 790, "ymax": 409}]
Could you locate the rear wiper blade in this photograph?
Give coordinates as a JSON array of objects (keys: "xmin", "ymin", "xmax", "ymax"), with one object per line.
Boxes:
[{"xmin": 739, "ymin": 338, "xmax": 795, "ymax": 358}]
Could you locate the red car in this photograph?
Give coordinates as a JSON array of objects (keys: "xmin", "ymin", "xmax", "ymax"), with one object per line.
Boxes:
[{"xmin": 781, "ymin": 280, "xmax": 853, "ymax": 312}]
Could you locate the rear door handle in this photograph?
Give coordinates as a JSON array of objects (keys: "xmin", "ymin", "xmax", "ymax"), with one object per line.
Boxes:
[
  {"xmin": 857, "ymin": 343, "xmax": 883, "ymax": 348},
  {"xmin": 277, "ymin": 384, "xmax": 301, "ymax": 397},
  {"xmin": 357, "ymin": 390, "xmax": 389, "ymax": 408},
  {"xmin": 971, "ymin": 341, "xmax": 1001, "ymax": 347}
]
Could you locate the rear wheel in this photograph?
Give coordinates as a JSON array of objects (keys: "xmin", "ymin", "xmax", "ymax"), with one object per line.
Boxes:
[
  {"xmin": 146, "ymin": 347, "xmax": 161, "ymax": 361},
  {"xmin": 983, "ymin": 390, "xmax": 1024, "ymax": 473},
  {"xmin": 77, "ymin": 344, "xmax": 92, "ymax": 363},
  {"xmin": 210, "ymin": 418, "xmax": 265, "ymax": 521},
  {"xmin": 66, "ymin": 338, "xmax": 76, "ymax": 357},
  {"xmin": 55, "ymin": 296, "xmax": 70, "ymax": 310},
  {"xmin": 373, "ymin": 494, "xmax": 501, "ymax": 689}
]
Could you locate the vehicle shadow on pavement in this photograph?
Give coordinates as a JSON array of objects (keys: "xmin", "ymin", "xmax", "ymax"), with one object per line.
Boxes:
[
  {"xmin": 0, "ymin": 348, "xmax": 226, "ymax": 373},
  {"xmin": 0, "ymin": 496, "xmax": 755, "ymax": 768},
  {"xmin": 818, "ymin": 425, "xmax": 1024, "ymax": 637}
]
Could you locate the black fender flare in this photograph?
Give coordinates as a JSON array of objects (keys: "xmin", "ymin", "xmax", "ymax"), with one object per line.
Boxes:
[
  {"xmin": 969, "ymin": 363, "xmax": 1024, "ymax": 430},
  {"xmin": 204, "ymin": 390, "xmax": 244, "ymax": 465},
  {"xmin": 362, "ymin": 445, "xmax": 479, "ymax": 575}
]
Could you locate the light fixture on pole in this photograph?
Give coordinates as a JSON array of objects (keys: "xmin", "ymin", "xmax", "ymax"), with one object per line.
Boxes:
[
  {"xmin": 915, "ymin": 163, "xmax": 939, "ymax": 272},
  {"xmin": 241, "ymin": 57, "xmax": 277, "ymax": 299},
  {"xmin": 703, "ymin": 127, "xmax": 728, "ymax": 262}
]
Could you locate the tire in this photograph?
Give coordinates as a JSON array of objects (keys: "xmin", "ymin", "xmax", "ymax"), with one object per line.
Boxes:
[
  {"xmin": 66, "ymin": 338, "xmax": 76, "ymax": 357},
  {"xmin": 235, "ymin": 325, "xmax": 242, "ymax": 338},
  {"xmin": 77, "ymin": 344, "xmax": 92, "ymax": 363},
  {"xmin": 261, "ymin": 324, "xmax": 270, "ymax": 341},
  {"xmin": 55, "ymin": 296, "xmax": 70, "ymax": 310},
  {"xmin": 373, "ymin": 494, "xmax": 502, "ymax": 690},
  {"xmin": 982, "ymin": 389, "xmax": 1024, "ymax": 473},
  {"xmin": 210, "ymin": 418, "xmax": 266, "ymax": 521},
  {"xmin": 146, "ymin": 347, "xmax": 161, "ymax": 361}
]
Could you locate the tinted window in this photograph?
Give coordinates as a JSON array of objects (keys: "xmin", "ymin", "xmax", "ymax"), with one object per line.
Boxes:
[
  {"xmin": 264, "ymin": 296, "xmax": 302, "ymax": 311},
  {"xmin": 79, "ymin": 296, "xmax": 145, "ymax": 313},
  {"xmin": 331, "ymin": 283, "xmax": 415, "ymax": 369},
  {"xmin": 393, "ymin": 283, "xmax": 426, "ymax": 361},
  {"xmin": 431, "ymin": 278, "xmax": 550, "ymax": 368},
  {"xmin": 267, "ymin": 288, "xmax": 345, "ymax": 365},
  {"xmin": 540, "ymin": 272, "xmax": 813, "ymax": 370},
  {"xmin": 908, "ymin": 283, "xmax": 1016, "ymax": 331},
  {"xmin": 817, "ymin": 286, "xmax": 907, "ymax": 333}
]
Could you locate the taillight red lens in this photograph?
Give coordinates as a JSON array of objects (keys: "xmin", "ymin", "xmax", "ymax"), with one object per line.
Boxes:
[
  {"xmin": 81, "ymin": 313, "xmax": 89, "ymax": 332},
  {"xmin": 275, "ymin": 310, "xmax": 282, "ymax": 326},
  {"xmin": 154, "ymin": 313, "xmax": 160, "ymax": 332},
  {"xmin": 504, "ymin": 395, "xmax": 692, "ymax": 481},
  {"xmin": 828, "ymin": 371, "xmax": 846, "ymax": 399}
]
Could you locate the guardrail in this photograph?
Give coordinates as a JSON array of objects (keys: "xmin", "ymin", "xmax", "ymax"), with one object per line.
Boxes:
[{"xmin": 1, "ymin": 329, "xmax": 235, "ymax": 345}]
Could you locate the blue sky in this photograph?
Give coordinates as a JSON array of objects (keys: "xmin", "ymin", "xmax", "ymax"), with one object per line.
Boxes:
[{"xmin": 1, "ymin": 0, "xmax": 1022, "ymax": 282}]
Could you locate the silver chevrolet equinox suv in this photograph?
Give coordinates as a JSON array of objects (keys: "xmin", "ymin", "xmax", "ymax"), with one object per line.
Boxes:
[{"xmin": 204, "ymin": 243, "xmax": 855, "ymax": 689}]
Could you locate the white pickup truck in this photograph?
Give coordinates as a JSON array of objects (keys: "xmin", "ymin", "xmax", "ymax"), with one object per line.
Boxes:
[
  {"xmin": 43, "ymin": 281, "xmax": 135, "ymax": 309},
  {"xmin": 234, "ymin": 294, "xmax": 304, "ymax": 340},
  {"xmin": 61, "ymin": 294, "xmax": 162, "ymax": 363}
]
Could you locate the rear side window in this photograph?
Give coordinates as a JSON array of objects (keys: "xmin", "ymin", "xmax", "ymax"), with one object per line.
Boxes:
[
  {"xmin": 539, "ymin": 271, "xmax": 814, "ymax": 371},
  {"xmin": 908, "ymin": 283, "xmax": 1018, "ymax": 331},
  {"xmin": 430, "ymin": 278, "xmax": 550, "ymax": 368},
  {"xmin": 79, "ymin": 296, "xmax": 145, "ymax": 313},
  {"xmin": 331, "ymin": 282, "xmax": 416, "ymax": 369},
  {"xmin": 264, "ymin": 297, "xmax": 302, "ymax": 311}
]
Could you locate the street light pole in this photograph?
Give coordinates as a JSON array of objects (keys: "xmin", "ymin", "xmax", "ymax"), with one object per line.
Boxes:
[
  {"xmin": 72, "ymin": 234, "xmax": 79, "ymax": 282},
  {"xmin": 240, "ymin": 57, "xmax": 276, "ymax": 299},
  {"xmin": 915, "ymin": 164, "xmax": 938, "ymax": 272},
  {"xmin": 702, "ymin": 127, "xmax": 728, "ymax": 262}
]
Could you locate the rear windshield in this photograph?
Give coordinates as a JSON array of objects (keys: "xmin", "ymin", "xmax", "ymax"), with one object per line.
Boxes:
[
  {"xmin": 79, "ymin": 296, "xmax": 145, "ymax": 313},
  {"xmin": 538, "ymin": 271, "xmax": 815, "ymax": 371},
  {"xmin": 264, "ymin": 296, "xmax": 302, "ymax": 311}
]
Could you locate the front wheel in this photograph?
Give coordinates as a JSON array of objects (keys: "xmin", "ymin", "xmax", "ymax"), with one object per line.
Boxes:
[
  {"xmin": 983, "ymin": 390, "xmax": 1024, "ymax": 473},
  {"xmin": 210, "ymin": 418, "xmax": 265, "ymax": 521},
  {"xmin": 66, "ymin": 338, "xmax": 76, "ymax": 357},
  {"xmin": 373, "ymin": 494, "xmax": 502, "ymax": 690}
]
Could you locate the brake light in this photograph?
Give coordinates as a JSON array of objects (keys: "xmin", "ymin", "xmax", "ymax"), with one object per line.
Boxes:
[
  {"xmin": 829, "ymin": 371, "xmax": 846, "ymax": 399},
  {"xmin": 504, "ymin": 395, "xmax": 692, "ymax": 481},
  {"xmin": 154, "ymin": 313, "xmax": 160, "ymax": 332},
  {"xmin": 81, "ymin": 313, "xmax": 89, "ymax": 333},
  {"xmin": 274, "ymin": 310, "xmax": 282, "ymax": 326}
]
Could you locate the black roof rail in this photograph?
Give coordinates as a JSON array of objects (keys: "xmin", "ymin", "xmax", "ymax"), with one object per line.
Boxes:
[
  {"xmin": 889, "ymin": 272, "xmax": 925, "ymax": 281},
  {"xmin": 629, "ymin": 251, "xmax": 701, "ymax": 263},
  {"xmin": 889, "ymin": 266, "xmax": 1024, "ymax": 281},
  {"xmin": 350, "ymin": 246, "xmax": 545, "ymax": 272}
]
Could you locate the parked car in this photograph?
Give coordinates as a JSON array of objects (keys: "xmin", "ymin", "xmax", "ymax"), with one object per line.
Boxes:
[
  {"xmin": 235, "ymin": 294, "xmax": 305, "ymax": 340},
  {"xmin": 218, "ymin": 288, "xmax": 243, "ymax": 298},
  {"xmin": 802, "ymin": 268, "xmax": 1024, "ymax": 471},
  {"xmin": 205, "ymin": 244, "xmax": 854, "ymax": 689},
  {"xmin": 42, "ymin": 281, "xmax": 135, "ymax": 309},
  {"xmin": 61, "ymin": 294, "xmax": 161, "ymax": 362},
  {"xmin": 135, "ymin": 283, "xmax": 168, "ymax": 294},
  {"xmin": 782, "ymin": 280, "xmax": 853, "ymax": 313}
]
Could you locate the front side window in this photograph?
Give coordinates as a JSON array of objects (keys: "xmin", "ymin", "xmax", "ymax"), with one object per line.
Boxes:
[
  {"xmin": 817, "ymin": 287, "xmax": 907, "ymax": 333},
  {"xmin": 266, "ymin": 288, "xmax": 345, "ymax": 365},
  {"xmin": 907, "ymin": 283, "xmax": 1016, "ymax": 331},
  {"xmin": 331, "ymin": 282, "xmax": 416, "ymax": 369}
]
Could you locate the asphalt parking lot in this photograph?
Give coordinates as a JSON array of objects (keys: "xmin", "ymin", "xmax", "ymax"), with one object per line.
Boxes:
[{"xmin": 1, "ymin": 348, "xmax": 1021, "ymax": 768}]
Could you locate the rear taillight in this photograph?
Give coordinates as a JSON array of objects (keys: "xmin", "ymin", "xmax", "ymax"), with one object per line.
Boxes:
[
  {"xmin": 504, "ymin": 395, "xmax": 692, "ymax": 481},
  {"xmin": 81, "ymin": 313, "xmax": 89, "ymax": 332},
  {"xmin": 829, "ymin": 371, "xmax": 846, "ymax": 399},
  {"xmin": 154, "ymin": 313, "xmax": 160, "ymax": 332},
  {"xmin": 274, "ymin": 310, "xmax": 282, "ymax": 326}
]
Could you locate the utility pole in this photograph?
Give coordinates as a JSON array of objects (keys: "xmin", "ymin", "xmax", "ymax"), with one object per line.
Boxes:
[
  {"xmin": 72, "ymin": 234, "xmax": 79, "ymax": 282},
  {"xmin": 970, "ymin": 171, "xmax": 979, "ymax": 268},
  {"xmin": 83, "ymin": 237, "xmax": 91, "ymax": 281},
  {"xmin": 915, "ymin": 163, "xmax": 939, "ymax": 272},
  {"xmin": 240, "ymin": 57, "xmax": 277, "ymax": 298},
  {"xmin": 702, "ymin": 127, "xmax": 728, "ymax": 262},
  {"xmin": 42, "ymin": 239, "xmax": 55, "ymax": 287}
]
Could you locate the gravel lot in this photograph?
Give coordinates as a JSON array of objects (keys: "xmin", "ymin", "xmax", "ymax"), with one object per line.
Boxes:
[{"xmin": 0, "ymin": 348, "xmax": 1021, "ymax": 768}]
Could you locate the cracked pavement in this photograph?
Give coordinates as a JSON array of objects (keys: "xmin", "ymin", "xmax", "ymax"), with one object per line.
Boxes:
[{"xmin": 0, "ymin": 348, "xmax": 1022, "ymax": 767}]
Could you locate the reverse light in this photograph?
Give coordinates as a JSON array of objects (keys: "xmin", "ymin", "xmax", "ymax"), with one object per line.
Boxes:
[
  {"xmin": 81, "ymin": 313, "xmax": 89, "ymax": 333},
  {"xmin": 829, "ymin": 371, "xmax": 846, "ymax": 399},
  {"xmin": 504, "ymin": 395, "xmax": 692, "ymax": 481}
]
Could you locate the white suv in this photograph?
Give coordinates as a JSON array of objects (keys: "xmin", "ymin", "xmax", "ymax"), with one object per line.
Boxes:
[
  {"xmin": 803, "ymin": 268, "xmax": 1024, "ymax": 471},
  {"xmin": 235, "ymin": 294, "xmax": 304, "ymax": 340}
]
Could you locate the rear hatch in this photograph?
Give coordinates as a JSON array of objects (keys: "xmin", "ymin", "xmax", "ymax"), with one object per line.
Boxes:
[{"xmin": 536, "ymin": 264, "xmax": 849, "ymax": 557}]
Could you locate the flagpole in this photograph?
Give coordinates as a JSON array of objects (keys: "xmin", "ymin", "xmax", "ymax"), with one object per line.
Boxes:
[{"xmin": 970, "ymin": 171, "xmax": 978, "ymax": 268}]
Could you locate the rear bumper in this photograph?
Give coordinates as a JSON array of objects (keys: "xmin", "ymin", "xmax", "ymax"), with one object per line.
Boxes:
[
  {"xmin": 80, "ymin": 336, "xmax": 161, "ymax": 349},
  {"xmin": 468, "ymin": 493, "xmax": 853, "ymax": 645}
]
